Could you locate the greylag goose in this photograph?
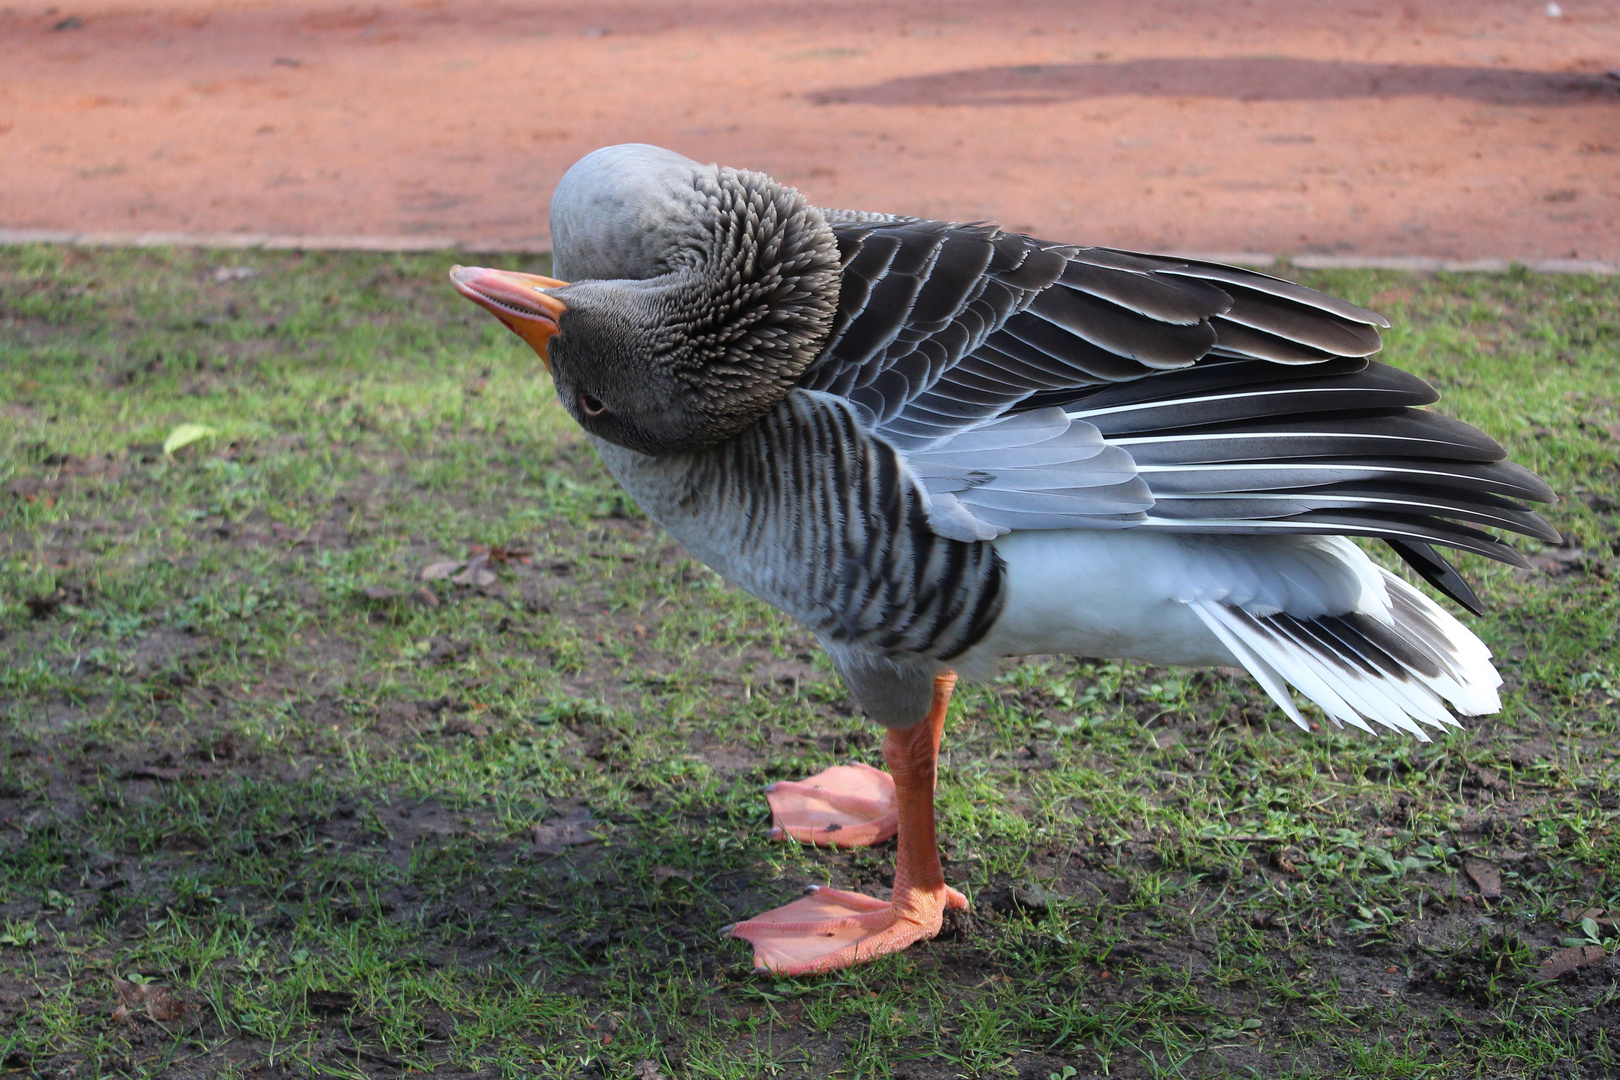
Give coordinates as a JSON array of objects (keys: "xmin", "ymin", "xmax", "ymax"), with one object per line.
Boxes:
[{"xmin": 450, "ymin": 144, "xmax": 1557, "ymax": 976}]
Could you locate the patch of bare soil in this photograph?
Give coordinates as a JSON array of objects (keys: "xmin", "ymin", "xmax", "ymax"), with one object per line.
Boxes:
[{"xmin": 2, "ymin": 0, "xmax": 1617, "ymax": 258}]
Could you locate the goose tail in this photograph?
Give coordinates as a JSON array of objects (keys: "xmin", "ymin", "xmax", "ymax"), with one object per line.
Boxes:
[{"xmin": 1187, "ymin": 568, "xmax": 1501, "ymax": 742}]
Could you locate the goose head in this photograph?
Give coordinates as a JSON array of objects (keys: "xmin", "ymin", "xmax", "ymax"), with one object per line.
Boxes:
[{"xmin": 451, "ymin": 144, "xmax": 842, "ymax": 455}]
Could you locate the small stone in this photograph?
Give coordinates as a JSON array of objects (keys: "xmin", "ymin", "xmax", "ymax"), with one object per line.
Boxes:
[{"xmin": 1463, "ymin": 858, "xmax": 1502, "ymax": 899}]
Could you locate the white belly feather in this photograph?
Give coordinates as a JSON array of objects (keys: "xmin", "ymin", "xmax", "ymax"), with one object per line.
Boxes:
[
  {"xmin": 957, "ymin": 532, "xmax": 1367, "ymax": 675},
  {"xmin": 955, "ymin": 530, "xmax": 1501, "ymax": 741},
  {"xmin": 954, "ymin": 532, "xmax": 1238, "ymax": 677}
]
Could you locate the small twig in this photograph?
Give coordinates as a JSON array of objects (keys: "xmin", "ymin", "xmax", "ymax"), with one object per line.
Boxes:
[{"xmin": 336, "ymin": 1043, "xmax": 404, "ymax": 1068}]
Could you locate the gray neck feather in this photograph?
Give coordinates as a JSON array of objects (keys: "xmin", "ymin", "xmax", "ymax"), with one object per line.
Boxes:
[
  {"xmin": 551, "ymin": 144, "xmax": 714, "ymax": 282},
  {"xmin": 547, "ymin": 144, "xmax": 843, "ymax": 452}
]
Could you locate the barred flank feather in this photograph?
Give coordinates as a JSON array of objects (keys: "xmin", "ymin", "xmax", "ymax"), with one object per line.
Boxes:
[{"xmin": 598, "ymin": 391, "xmax": 1004, "ymax": 665}]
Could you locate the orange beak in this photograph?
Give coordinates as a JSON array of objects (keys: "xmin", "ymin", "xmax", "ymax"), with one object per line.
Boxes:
[{"xmin": 449, "ymin": 265, "xmax": 569, "ymax": 370}]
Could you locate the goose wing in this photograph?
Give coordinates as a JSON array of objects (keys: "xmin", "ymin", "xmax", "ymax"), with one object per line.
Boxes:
[{"xmin": 798, "ymin": 215, "xmax": 1557, "ymax": 609}]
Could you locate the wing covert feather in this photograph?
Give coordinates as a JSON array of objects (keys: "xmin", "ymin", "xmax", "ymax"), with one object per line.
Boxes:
[{"xmin": 790, "ymin": 213, "xmax": 1555, "ymax": 601}]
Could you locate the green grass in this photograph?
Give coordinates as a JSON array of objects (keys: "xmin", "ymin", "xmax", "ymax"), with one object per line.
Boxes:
[{"xmin": 1, "ymin": 244, "xmax": 1617, "ymax": 1079}]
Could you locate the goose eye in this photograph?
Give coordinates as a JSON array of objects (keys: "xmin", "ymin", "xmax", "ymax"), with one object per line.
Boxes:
[{"xmin": 579, "ymin": 392, "xmax": 608, "ymax": 417}]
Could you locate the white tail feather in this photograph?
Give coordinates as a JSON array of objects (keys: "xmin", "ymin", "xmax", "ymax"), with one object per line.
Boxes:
[{"xmin": 1187, "ymin": 570, "xmax": 1501, "ymax": 739}]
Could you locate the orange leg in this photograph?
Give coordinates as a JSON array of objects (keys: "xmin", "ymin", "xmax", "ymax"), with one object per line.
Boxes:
[{"xmin": 730, "ymin": 671, "xmax": 969, "ymax": 975}]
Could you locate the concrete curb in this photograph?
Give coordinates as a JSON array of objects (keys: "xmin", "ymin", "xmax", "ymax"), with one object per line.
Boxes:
[{"xmin": 1, "ymin": 229, "xmax": 1616, "ymax": 274}]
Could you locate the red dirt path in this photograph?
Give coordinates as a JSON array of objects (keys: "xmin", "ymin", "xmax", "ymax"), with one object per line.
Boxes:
[{"xmin": 2, "ymin": 0, "xmax": 1618, "ymax": 258}]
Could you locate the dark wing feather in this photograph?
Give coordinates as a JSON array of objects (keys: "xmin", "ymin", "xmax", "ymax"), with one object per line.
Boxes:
[
  {"xmin": 1064, "ymin": 360, "xmax": 1436, "ymax": 433},
  {"xmin": 1385, "ymin": 539, "xmax": 1486, "ymax": 616},
  {"xmin": 1110, "ymin": 411, "xmax": 1508, "ymax": 466},
  {"xmin": 1210, "ymin": 319, "xmax": 1343, "ymax": 363},
  {"xmin": 794, "ymin": 215, "xmax": 1557, "ymax": 599},
  {"xmin": 1022, "ymin": 286, "xmax": 1219, "ymax": 367},
  {"xmin": 1213, "ymin": 286, "xmax": 1384, "ymax": 357},
  {"xmin": 1057, "ymin": 260, "xmax": 1232, "ymax": 325},
  {"xmin": 1152, "ymin": 254, "xmax": 1390, "ymax": 326}
]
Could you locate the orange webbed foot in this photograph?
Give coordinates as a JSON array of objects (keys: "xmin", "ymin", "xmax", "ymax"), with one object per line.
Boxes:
[
  {"xmin": 764, "ymin": 762, "xmax": 897, "ymax": 848},
  {"xmin": 737, "ymin": 671, "xmax": 964, "ymax": 975},
  {"xmin": 728, "ymin": 883, "xmax": 969, "ymax": 975}
]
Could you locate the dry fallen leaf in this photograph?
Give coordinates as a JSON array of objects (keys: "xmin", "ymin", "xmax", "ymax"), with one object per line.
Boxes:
[
  {"xmin": 111, "ymin": 977, "xmax": 186, "ymax": 1023},
  {"xmin": 652, "ymin": 866, "xmax": 693, "ymax": 884},
  {"xmin": 1562, "ymin": 907, "xmax": 1615, "ymax": 926},
  {"xmin": 633, "ymin": 1061, "xmax": 667, "ymax": 1080},
  {"xmin": 1537, "ymin": 944, "xmax": 1607, "ymax": 980},
  {"xmin": 420, "ymin": 560, "xmax": 465, "ymax": 581},
  {"xmin": 146, "ymin": 986, "xmax": 185, "ymax": 1023},
  {"xmin": 532, "ymin": 808, "xmax": 601, "ymax": 855},
  {"xmin": 451, "ymin": 551, "xmax": 497, "ymax": 587},
  {"xmin": 1463, "ymin": 858, "xmax": 1502, "ymax": 899},
  {"xmin": 162, "ymin": 423, "xmax": 218, "ymax": 457}
]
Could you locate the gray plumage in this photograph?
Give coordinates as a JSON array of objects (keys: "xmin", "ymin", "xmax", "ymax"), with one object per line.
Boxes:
[
  {"xmin": 546, "ymin": 144, "xmax": 843, "ymax": 454},
  {"xmin": 515, "ymin": 144, "xmax": 1556, "ymax": 733}
]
